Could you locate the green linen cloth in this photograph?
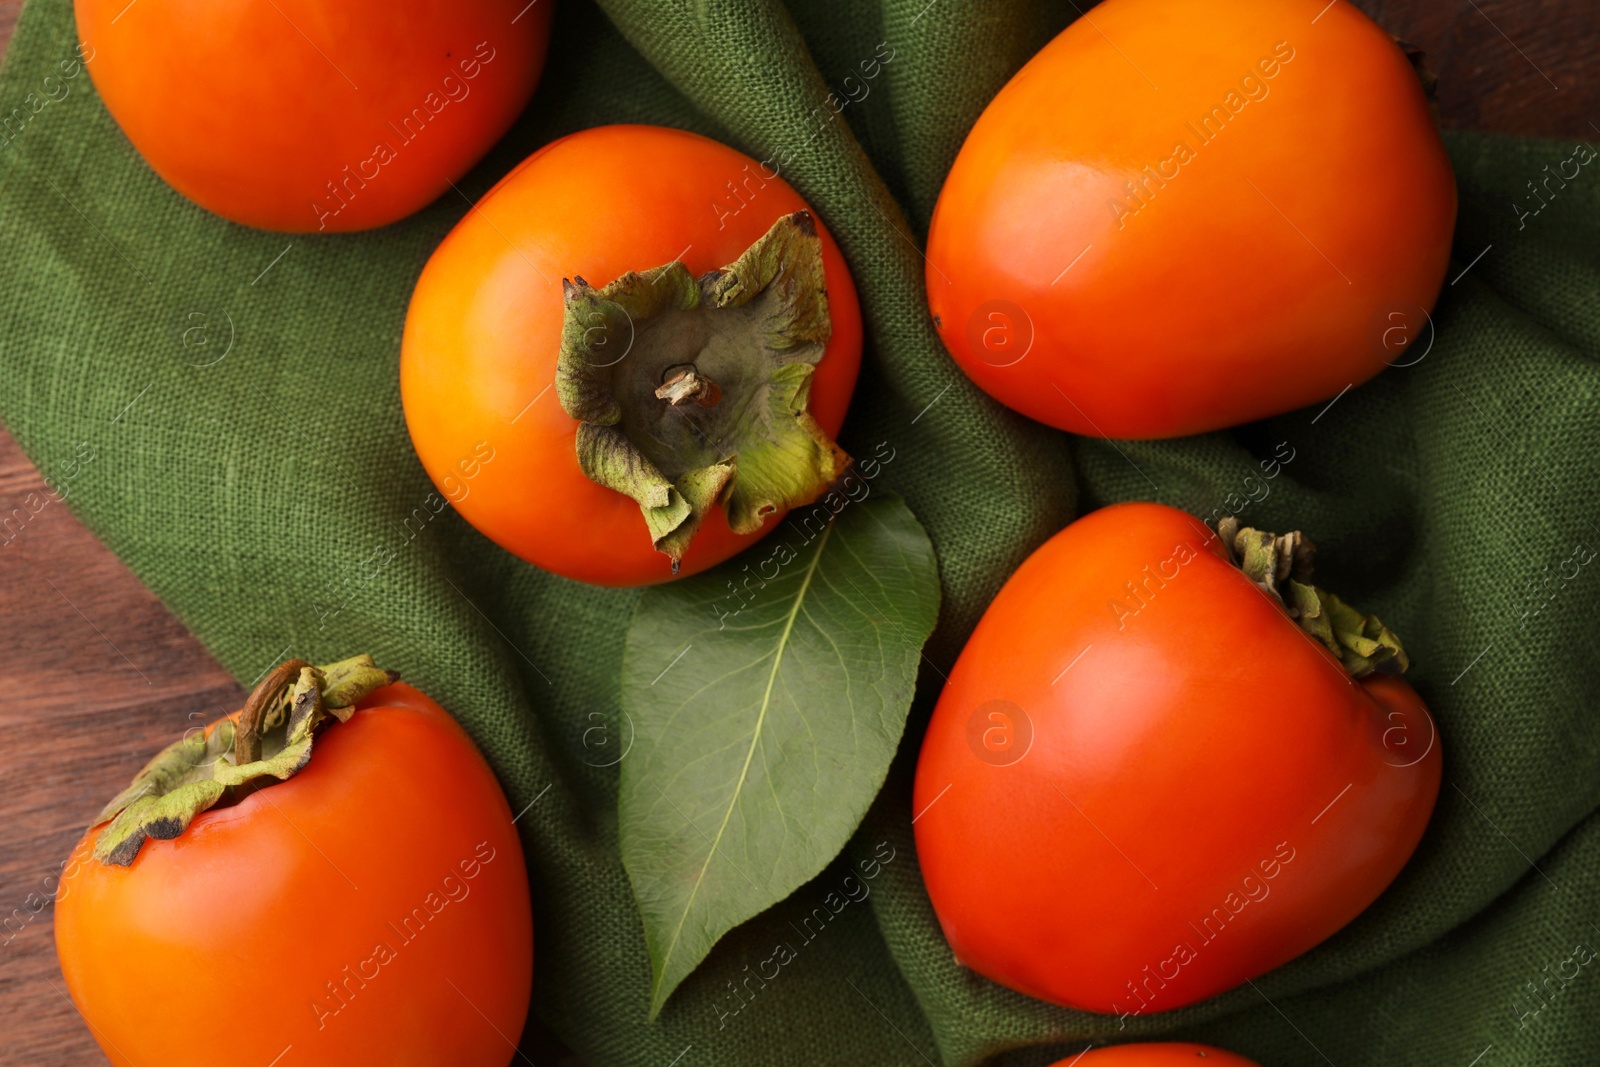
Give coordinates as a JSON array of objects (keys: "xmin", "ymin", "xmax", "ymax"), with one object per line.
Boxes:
[{"xmin": 3, "ymin": 0, "xmax": 1598, "ymax": 1063}]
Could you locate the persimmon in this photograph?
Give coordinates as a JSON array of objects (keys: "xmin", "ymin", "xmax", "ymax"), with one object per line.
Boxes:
[
  {"xmin": 55, "ymin": 657, "xmax": 533, "ymax": 1067},
  {"xmin": 914, "ymin": 504, "xmax": 1441, "ymax": 1013},
  {"xmin": 75, "ymin": 0, "xmax": 553, "ymax": 231},
  {"xmin": 402, "ymin": 125, "xmax": 862, "ymax": 586},
  {"xmin": 925, "ymin": 0, "xmax": 1455, "ymax": 438},
  {"xmin": 1052, "ymin": 1044, "xmax": 1261, "ymax": 1067}
]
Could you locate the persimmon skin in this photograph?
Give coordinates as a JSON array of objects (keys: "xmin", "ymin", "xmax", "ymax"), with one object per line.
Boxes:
[
  {"xmin": 401, "ymin": 125, "xmax": 863, "ymax": 587},
  {"xmin": 925, "ymin": 0, "xmax": 1456, "ymax": 438},
  {"xmin": 55, "ymin": 684, "xmax": 533, "ymax": 1067},
  {"xmin": 913, "ymin": 503, "xmax": 1441, "ymax": 1014},
  {"xmin": 1053, "ymin": 1044, "xmax": 1261, "ymax": 1067},
  {"xmin": 75, "ymin": 0, "xmax": 552, "ymax": 232}
]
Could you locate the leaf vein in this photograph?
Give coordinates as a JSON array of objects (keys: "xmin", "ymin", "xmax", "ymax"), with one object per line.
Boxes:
[{"xmin": 652, "ymin": 522, "xmax": 834, "ymax": 991}]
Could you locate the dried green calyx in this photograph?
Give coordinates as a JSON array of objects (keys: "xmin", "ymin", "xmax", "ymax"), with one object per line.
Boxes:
[
  {"xmin": 1217, "ymin": 517, "xmax": 1409, "ymax": 678},
  {"xmin": 90, "ymin": 654, "xmax": 397, "ymax": 866},
  {"xmin": 556, "ymin": 210, "xmax": 850, "ymax": 571}
]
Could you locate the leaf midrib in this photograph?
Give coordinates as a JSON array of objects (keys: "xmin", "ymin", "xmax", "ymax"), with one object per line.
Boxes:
[{"xmin": 652, "ymin": 521, "xmax": 835, "ymax": 1005}]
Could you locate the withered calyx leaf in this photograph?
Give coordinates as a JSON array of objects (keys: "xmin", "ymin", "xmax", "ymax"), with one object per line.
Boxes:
[{"xmin": 91, "ymin": 654, "xmax": 396, "ymax": 866}]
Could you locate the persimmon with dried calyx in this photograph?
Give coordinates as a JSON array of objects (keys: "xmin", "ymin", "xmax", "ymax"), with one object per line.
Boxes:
[
  {"xmin": 913, "ymin": 504, "xmax": 1441, "ymax": 1014},
  {"xmin": 55, "ymin": 656, "xmax": 533, "ymax": 1067},
  {"xmin": 401, "ymin": 125, "xmax": 862, "ymax": 587},
  {"xmin": 925, "ymin": 0, "xmax": 1456, "ymax": 438}
]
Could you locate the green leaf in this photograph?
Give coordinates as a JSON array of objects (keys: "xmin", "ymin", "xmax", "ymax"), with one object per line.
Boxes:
[{"xmin": 619, "ymin": 493, "xmax": 939, "ymax": 1018}]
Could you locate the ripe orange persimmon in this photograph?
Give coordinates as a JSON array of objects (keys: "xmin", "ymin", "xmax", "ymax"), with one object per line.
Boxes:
[
  {"xmin": 55, "ymin": 658, "xmax": 533, "ymax": 1067},
  {"xmin": 76, "ymin": 0, "xmax": 553, "ymax": 231},
  {"xmin": 926, "ymin": 0, "xmax": 1456, "ymax": 438},
  {"xmin": 914, "ymin": 504, "xmax": 1441, "ymax": 1014},
  {"xmin": 402, "ymin": 125, "xmax": 862, "ymax": 586}
]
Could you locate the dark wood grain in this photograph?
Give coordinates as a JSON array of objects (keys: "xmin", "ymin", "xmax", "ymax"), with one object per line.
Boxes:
[
  {"xmin": 0, "ymin": 432, "xmax": 245, "ymax": 1067},
  {"xmin": 0, "ymin": 0, "xmax": 1594, "ymax": 1063},
  {"xmin": 1360, "ymin": 0, "xmax": 1598, "ymax": 139}
]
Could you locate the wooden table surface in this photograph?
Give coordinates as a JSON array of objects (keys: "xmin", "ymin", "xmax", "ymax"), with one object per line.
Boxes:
[{"xmin": 1, "ymin": 1, "xmax": 1595, "ymax": 1063}]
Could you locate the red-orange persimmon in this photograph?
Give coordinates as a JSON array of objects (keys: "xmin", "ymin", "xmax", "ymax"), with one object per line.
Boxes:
[
  {"xmin": 1053, "ymin": 1044, "xmax": 1261, "ymax": 1067},
  {"xmin": 76, "ymin": 0, "xmax": 552, "ymax": 231},
  {"xmin": 56, "ymin": 661, "xmax": 532, "ymax": 1067},
  {"xmin": 914, "ymin": 504, "xmax": 1441, "ymax": 1014}
]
